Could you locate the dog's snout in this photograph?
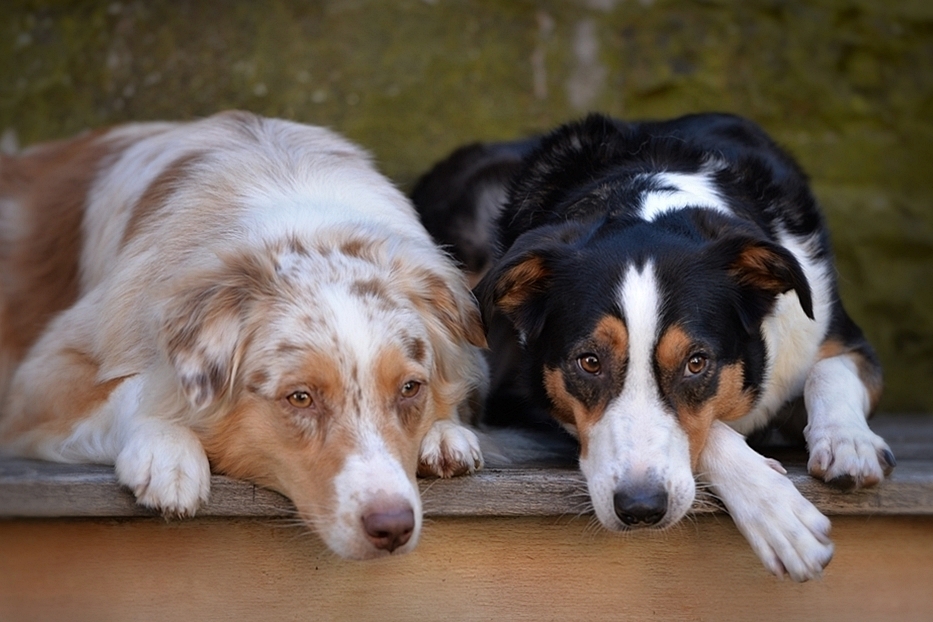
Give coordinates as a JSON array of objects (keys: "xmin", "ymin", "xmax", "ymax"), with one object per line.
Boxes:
[
  {"xmin": 362, "ymin": 504, "xmax": 415, "ymax": 553},
  {"xmin": 613, "ymin": 486, "xmax": 668, "ymax": 527}
]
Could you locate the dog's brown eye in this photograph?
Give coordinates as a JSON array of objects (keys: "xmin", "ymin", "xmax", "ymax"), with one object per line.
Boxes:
[
  {"xmin": 287, "ymin": 391, "xmax": 313, "ymax": 408},
  {"xmin": 578, "ymin": 354, "xmax": 601, "ymax": 375},
  {"xmin": 685, "ymin": 354, "xmax": 708, "ymax": 377},
  {"xmin": 400, "ymin": 380, "xmax": 422, "ymax": 399}
]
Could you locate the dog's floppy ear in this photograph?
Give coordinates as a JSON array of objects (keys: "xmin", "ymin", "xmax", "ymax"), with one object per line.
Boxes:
[
  {"xmin": 709, "ymin": 234, "xmax": 814, "ymax": 333},
  {"xmin": 161, "ymin": 255, "xmax": 270, "ymax": 409},
  {"xmin": 475, "ymin": 222, "xmax": 588, "ymax": 343},
  {"xmin": 402, "ymin": 265, "xmax": 487, "ymax": 350}
]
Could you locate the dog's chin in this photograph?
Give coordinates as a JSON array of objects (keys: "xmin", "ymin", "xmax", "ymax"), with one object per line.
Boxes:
[
  {"xmin": 324, "ymin": 531, "xmax": 421, "ymax": 561},
  {"xmin": 592, "ymin": 507, "xmax": 691, "ymax": 533},
  {"xmin": 298, "ymin": 507, "xmax": 422, "ymax": 561}
]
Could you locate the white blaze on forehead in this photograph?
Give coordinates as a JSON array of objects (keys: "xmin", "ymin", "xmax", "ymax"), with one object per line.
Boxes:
[
  {"xmin": 639, "ymin": 171, "xmax": 729, "ymax": 222},
  {"xmin": 619, "ymin": 262, "xmax": 662, "ymax": 393},
  {"xmin": 321, "ymin": 285, "xmax": 382, "ymax": 370}
]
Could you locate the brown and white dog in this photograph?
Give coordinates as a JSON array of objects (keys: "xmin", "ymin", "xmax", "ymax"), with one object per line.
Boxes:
[
  {"xmin": 412, "ymin": 113, "xmax": 895, "ymax": 581},
  {"xmin": 0, "ymin": 111, "xmax": 487, "ymax": 559}
]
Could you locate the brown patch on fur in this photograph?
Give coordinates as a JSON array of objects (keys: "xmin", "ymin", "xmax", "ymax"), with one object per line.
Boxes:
[
  {"xmin": 283, "ymin": 235, "xmax": 309, "ymax": 257},
  {"xmin": 730, "ymin": 245, "xmax": 788, "ymax": 293},
  {"xmin": 680, "ymin": 364, "xmax": 753, "ymax": 467},
  {"xmin": 818, "ymin": 339, "xmax": 846, "ymax": 360},
  {"xmin": 593, "ymin": 315, "xmax": 629, "ymax": 357},
  {"xmin": 818, "ymin": 339, "xmax": 883, "ymax": 412},
  {"xmin": 284, "ymin": 350, "xmax": 348, "ymax": 417},
  {"xmin": 542, "ymin": 315, "xmax": 630, "ymax": 457},
  {"xmin": 373, "ymin": 346, "xmax": 425, "ymax": 434},
  {"xmin": 198, "ymin": 391, "xmax": 347, "ymax": 517},
  {"xmin": 201, "ymin": 344, "xmax": 356, "ymax": 492},
  {"xmin": 0, "ymin": 129, "xmax": 127, "ymax": 369},
  {"xmin": 405, "ymin": 338, "xmax": 427, "ymax": 365},
  {"xmin": 0, "ymin": 348, "xmax": 129, "ymax": 441},
  {"xmin": 246, "ymin": 369, "xmax": 269, "ymax": 392},
  {"xmin": 121, "ymin": 152, "xmax": 203, "ymax": 248},
  {"xmin": 543, "ymin": 367, "xmax": 589, "ymax": 434},
  {"xmin": 412, "ymin": 270, "xmax": 486, "ymax": 349},
  {"xmin": 496, "ymin": 255, "xmax": 548, "ymax": 317},
  {"xmin": 161, "ymin": 252, "xmax": 278, "ymax": 406},
  {"xmin": 339, "ymin": 237, "xmax": 378, "ymax": 263},
  {"xmin": 351, "ymin": 278, "xmax": 392, "ymax": 305},
  {"xmin": 655, "ymin": 323, "xmax": 753, "ymax": 464},
  {"xmin": 855, "ymin": 354, "xmax": 884, "ymax": 412},
  {"xmin": 656, "ymin": 325, "xmax": 692, "ymax": 376},
  {"xmin": 275, "ymin": 342, "xmax": 306, "ymax": 355}
]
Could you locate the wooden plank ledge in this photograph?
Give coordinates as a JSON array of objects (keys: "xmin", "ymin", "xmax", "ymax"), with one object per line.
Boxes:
[
  {"xmin": 1, "ymin": 413, "xmax": 931, "ymax": 519},
  {"xmin": 2, "ymin": 459, "xmax": 933, "ymax": 519}
]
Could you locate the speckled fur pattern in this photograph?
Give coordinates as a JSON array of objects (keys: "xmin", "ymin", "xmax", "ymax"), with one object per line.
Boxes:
[{"xmin": 0, "ymin": 111, "xmax": 487, "ymax": 559}]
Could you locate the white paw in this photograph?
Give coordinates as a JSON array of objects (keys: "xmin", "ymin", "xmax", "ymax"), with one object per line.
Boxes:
[
  {"xmin": 806, "ymin": 422, "xmax": 896, "ymax": 490},
  {"xmin": 729, "ymin": 464, "xmax": 834, "ymax": 582},
  {"xmin": 417, "ymin": 420, "xmax": 484, "ymax": 478},
  {"xmin": 115, "ymin": 422, "xmax": 211, "ymax": 517}
]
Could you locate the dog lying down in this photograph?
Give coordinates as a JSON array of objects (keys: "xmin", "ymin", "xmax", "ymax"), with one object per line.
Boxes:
[
  {"xmin": 412, "ymin": 112, "xmax": 895, "ymax": 581},
  {"xmin": 0, "ymin": 111, "xmax": 487, "ymax": 559}
]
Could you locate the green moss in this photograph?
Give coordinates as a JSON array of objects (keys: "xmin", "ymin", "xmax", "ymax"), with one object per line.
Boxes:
[{"xmin": 1, "ymin": 0, "xmax": 931, "ymax": 410}]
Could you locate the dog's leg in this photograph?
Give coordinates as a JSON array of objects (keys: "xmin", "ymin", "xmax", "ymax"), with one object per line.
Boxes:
[
  {"xmin": 804, "ymin": 353, "xmax": 895, "ymax": 489},
  {"xmin": 699, "ymin": 421, "xmax": 833, "ymax": 582},
  {"xmin": 417, "ymin": 419, "xmax": 483, "ymax": 478},
  {"xmin": 115, "ymin": 412, "xmax": 211, "ymax": 517}
]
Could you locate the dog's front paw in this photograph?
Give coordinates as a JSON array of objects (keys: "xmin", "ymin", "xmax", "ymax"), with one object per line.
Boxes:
[
  {"xmin": 418, "ymin": 420, "xmax": 483, "ymax": 478},
  {"xmin": 729, "ymin": 467, "xmax": 834, "ymax": 582},
  {"xmin": 115, "ymin": 422, "xmax": 211, "ymax": 517},
  {"xmin": 806, "ymin": 423, "xmax": 896, "ymax": 490}
]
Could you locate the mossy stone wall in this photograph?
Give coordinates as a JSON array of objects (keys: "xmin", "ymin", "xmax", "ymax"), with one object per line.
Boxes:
[{"xmin": 2, "ymin": 0, "xmax": 931, "ymax": 411}]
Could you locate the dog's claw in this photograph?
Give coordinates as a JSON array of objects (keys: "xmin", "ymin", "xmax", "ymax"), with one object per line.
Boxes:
[
  {"xmin": 806, "ymin": 425, "xmax": 894, "ymax": 489},
  {"xmin": 880, "ymin": 448, "xmax": 897, "ymax": 474},
  {"xmin": 764, "ymin": 457, "xmax": 787, "ymax": 475}
]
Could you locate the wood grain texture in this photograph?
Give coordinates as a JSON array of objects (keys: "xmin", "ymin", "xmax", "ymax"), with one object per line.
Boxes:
[
  {"xmin": 1, "ymin": 413, "xmax": 932, "ymax": 518},
  {"xmin": 1, "ymin": 515, "xmax": 931, "ymax": 622},
  {"xmin": 2, "ymin": 459, "xmax": 933, "ymax": 518}
]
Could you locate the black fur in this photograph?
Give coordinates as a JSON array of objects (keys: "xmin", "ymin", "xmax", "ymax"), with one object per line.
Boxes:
[{"xmin": 413, "ymin": 112, "xmax": 879, "ymax": 437}]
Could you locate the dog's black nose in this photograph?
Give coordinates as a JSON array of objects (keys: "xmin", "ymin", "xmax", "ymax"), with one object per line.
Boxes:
[
  {"xmin": 362, "ymin": 506, "xmax": 415, "ymax": 552},
  {"xmin": 613, "ymin": 487, "xmax": 668, "ymax": 526}
]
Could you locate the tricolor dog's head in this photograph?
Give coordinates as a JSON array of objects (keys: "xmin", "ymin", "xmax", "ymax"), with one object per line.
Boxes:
[
  {"xmin": 160, "ymin": 231, "xmax": 485, "ymax": 559},
  {"xmin": 478, "ymin": 204, "xmax": 813, "ymax": 532}
]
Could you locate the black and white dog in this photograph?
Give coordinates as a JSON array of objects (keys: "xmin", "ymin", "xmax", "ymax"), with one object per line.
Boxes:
[{"xmin": 412, "ymin": 113, "xmax": 895, "ymax": 581}]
